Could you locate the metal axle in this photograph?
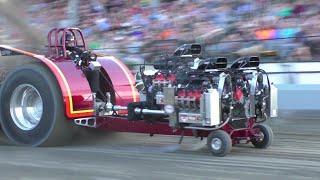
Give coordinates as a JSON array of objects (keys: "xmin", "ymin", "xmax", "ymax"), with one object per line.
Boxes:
[{"xmin": 134, "ymin": 108, "xmax": 167, "ymax": 115}]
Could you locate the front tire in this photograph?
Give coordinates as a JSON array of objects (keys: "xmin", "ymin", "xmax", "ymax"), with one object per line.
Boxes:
[
  {"xmin": 0, "ymin": 63, "xmax": 73, "ymax": 146},
  {"xmin": 251, "ymin": 124, "xmax": 273, "ymax": 149},
  {"xmin": 207, "ymin": 130, "xmax": 232, "ymax": 157}
]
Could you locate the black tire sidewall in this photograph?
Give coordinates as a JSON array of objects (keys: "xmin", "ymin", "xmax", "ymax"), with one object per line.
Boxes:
[{"xmin": 0, "ymin": 63, "xmax": 65, "ymax": 146}]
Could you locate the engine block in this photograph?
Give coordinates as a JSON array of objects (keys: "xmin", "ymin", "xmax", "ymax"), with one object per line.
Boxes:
[{"xmin": 125, "ymin": 44, "xmax": 276, "ymax": 130}]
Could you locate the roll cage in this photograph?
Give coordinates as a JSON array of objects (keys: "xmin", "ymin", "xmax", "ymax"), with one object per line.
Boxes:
[{"xmin": 47, "ymin": 28, "xmax": 87, "ymax": 58}]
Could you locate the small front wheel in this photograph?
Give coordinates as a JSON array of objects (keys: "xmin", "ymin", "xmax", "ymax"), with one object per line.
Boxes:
[
  {"xmin": 207, "ymin": 130, "xmax": 232, "ymax": 157},
  {"xmin": 251, "ymin": 124, "xmax": 273, "ymax": 149}
]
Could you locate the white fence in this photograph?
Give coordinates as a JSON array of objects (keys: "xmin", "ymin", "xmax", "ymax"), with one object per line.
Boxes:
[{"xmin": 262, "ymin": 62, "xmax": 320, "ymax": 134}]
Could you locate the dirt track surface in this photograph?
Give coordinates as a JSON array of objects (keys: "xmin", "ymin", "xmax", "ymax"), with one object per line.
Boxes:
[{"xmin": 0, "ymin": 132, "xmax": 319, "ymax": 180}]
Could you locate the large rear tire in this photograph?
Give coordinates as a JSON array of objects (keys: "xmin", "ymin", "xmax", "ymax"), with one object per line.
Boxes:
[{"xmin": 0, "ymin": 63, "xmax": 73, "ymax": 146}]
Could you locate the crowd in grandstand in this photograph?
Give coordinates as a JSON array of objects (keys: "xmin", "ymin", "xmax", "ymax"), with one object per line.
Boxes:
[{"xmin": 1, "ymin": 0, "xmax": 320, "ymax": 63}]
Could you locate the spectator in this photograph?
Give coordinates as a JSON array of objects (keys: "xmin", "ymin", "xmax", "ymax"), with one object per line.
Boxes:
[{"xmin": 1, "ymin": 0, "xmax": 319, "ymax": 63}]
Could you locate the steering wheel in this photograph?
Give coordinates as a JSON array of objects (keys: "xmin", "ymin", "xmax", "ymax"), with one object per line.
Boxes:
[{"xmin": 75, "ymin": 51, "xmax": 97, "ymax": 67}]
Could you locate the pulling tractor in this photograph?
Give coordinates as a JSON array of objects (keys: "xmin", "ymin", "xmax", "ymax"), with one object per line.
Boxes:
[{"xmin": 0, "ymin": 28, "xmax": 277, "ymax": 156}]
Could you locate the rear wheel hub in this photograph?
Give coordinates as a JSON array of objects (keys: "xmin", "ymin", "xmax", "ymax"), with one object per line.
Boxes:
[{"xmin": 10, "ymin": 84, "xmax": 43, "ymax": 131}]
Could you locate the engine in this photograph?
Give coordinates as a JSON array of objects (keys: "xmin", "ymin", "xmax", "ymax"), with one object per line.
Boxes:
[
  {"xmin": 130, "ymin": 44, "xmax": 233, "ymax": 128},
  {"xmin": 229, "ymin": 56, "xmax": 272, "ymax": 121},
  {"xmin": 99, "ymin": 44, "xmax": 277, "ymax": 130}
]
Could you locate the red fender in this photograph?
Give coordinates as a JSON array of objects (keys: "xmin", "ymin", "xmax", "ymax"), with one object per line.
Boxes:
[
  {"xmin": 50, "ymin": 60, "xmax": 94, "ymax": 118},
  {"xmin": 98, "ymin": 56, "xmax": 139, "ymax": 106},
  {"xmin": 0, "ymin": 45, "xmax": 94, "ymax": 118}
]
